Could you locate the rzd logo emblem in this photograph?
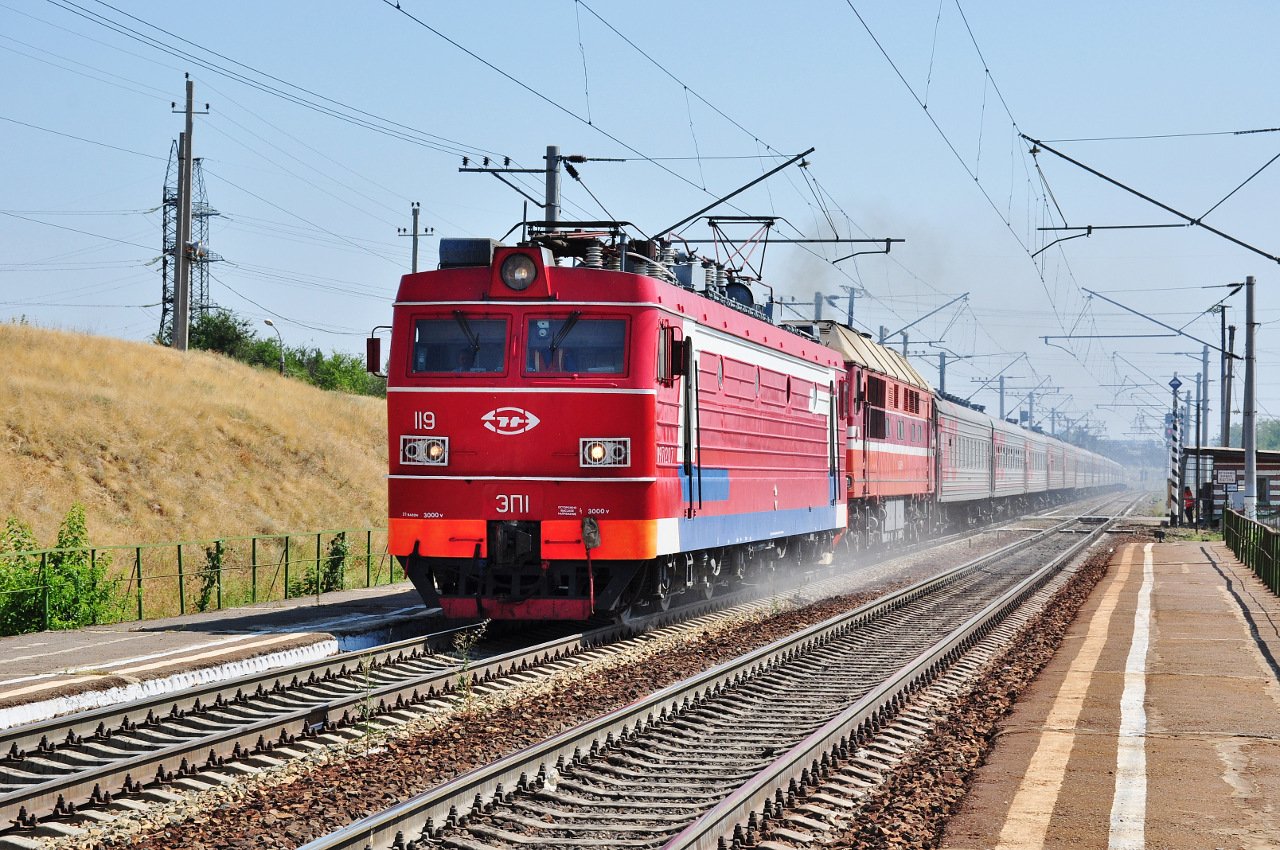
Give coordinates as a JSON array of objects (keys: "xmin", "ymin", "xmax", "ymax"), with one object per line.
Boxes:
[{"xmin": 482, "ymin": 407, "xmax": 540, "ymax": 435}]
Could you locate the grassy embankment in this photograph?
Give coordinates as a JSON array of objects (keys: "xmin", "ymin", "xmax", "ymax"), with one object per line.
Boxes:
[{"xmin": 0, "ymin": 322, "xmax": 390, "ymax": 615}]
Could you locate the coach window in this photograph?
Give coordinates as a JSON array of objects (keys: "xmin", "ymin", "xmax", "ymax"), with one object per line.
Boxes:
[
  {"xmin": 412, "ymin": 315, "xmax": 507, "ymax": 374},
  {"xmin": 525, "ymin": 316, "xmax": 625, "ymax": 374}
]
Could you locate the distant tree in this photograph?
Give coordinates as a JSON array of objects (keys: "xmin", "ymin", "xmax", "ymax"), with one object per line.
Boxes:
[
  {"xmin": 190, "ymin": 309, "xmax": 255, "ymax": 358},
  {"xmin": 158, "ymin": 307, "xmax": 386, "ymax": 398},
  {"xmin": 1229, "ymin": 419, "xmax": 1280, "ymax": 450}
]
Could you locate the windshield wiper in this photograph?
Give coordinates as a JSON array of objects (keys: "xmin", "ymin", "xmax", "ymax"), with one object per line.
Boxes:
[
  {"xmin": 453, "ymin": 310, "xmax": 481, "ymax": 352},
  {"xmin": 550, "ymin": 311, "xmax": 582, "ymax": 352}
]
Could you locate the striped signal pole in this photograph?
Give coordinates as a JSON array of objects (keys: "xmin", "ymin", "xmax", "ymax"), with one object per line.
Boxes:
[{"xmin": 1169, "ymin": 374, "xmax": 1182, "ymax": 526}]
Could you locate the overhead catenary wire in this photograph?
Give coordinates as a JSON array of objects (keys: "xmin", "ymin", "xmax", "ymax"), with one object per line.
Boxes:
[{"xmin": 41, "ymin": 0, "xmax": 504, "ymax": 159}]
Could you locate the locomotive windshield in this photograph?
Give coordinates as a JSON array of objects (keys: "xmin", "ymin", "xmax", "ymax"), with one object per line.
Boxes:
[
  {"xmin": 525, "ymin": 316, "xmax": 625, "ymax": 374},
  {"xmin": 412, "ymin": 315, "xmax": 506, "ymax": 373}
]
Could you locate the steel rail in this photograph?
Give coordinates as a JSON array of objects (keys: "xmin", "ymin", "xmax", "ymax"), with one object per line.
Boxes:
[
  {"xmin": 665, "ymin": 497, "xmax": 1134, "ymax": 849},
  {"xmin": 3, "ymin": 576, "xmax": 790, "ymax": 831},
  {"xmin": 0, "ymin": 489, "xmax": 1120, "ymax": 831},
  {"xmin": 298, "ymin": 501, "xmax": 1130, "ymax": 850}
]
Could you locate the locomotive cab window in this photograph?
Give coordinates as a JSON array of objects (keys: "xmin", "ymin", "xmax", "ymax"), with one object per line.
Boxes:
[
  {"xmin": 412, "ymin": 315, "xmax": 507, "ymax": 374},
  {"xmin": 525, "ymin": 316, "xmax": 625, "ymax": 374}
]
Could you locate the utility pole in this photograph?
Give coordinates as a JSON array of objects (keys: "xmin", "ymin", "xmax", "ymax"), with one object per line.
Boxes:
[
  {"xmin": 410, "ymin": 202, "xmax": 420, "ymax": 273},
  {"xmin": 545, "ymin": 144, "xmax": 561, "ymax": 224},
  {"xmin": 1028, "ymin": 391, "xmax": 1036, "ymax": 429},
  {"xmin": 1194, "ymin": 372, "xmax": 1203, "ymax": 526},
  {"xmin": 999, "ymin": 375, "xmax": 1006, "ymax": 420},
  {"xmin": 173, "ymin": 78, "xmax": 195, "ymax": 351},
  {"xmin": 170, "ymin": 75, "xmax": 207, "ymax": 351},
  {"xmin": 398, "ymin": 202, "xmax": 431, "ymax": 273},
  {"xmin": 814, "ymin": 291, "xmax": 823, "ymax": 321},
  {"xmin": 172, "ymin": 129, "xmax": 190, "ymax": 351},
  {"xmin": 938, "ymin": 352, "xmax": 947, "ymax": 395},
  {"xmin": 1218, "ymin": 306, "xmax": 1229, "ymax": 445},
  {"xmin": 1224, "ymin": 324, "xmax": 1237, "ymax": 446},
  {"xmin": 1050, "ymin": 408, "xmax": 1058, "ymax": 436},
  {"xmin": 1200, "ymin": 344, "xmax": 1210, "ymax": 447},
  {"xmin": 1243, "ymin": 275, "xmax": 1257, "ymax": 520},
  {"xmin": 901, "ymin": 332, "xmax": 908, "ymax": 356}
]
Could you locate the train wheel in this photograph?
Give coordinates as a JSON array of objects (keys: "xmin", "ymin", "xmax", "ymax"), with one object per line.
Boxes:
[{"xmin": 698, "ymin": 554, "xmax": 721, "ymax": 600}]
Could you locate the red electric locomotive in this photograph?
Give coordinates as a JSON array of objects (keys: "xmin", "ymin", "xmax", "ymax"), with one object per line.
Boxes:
[{"xmin": 375, "ymin": 229, "xmax": 847, "ymax": 620}]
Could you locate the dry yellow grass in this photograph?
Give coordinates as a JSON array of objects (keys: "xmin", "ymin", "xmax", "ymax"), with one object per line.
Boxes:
[{"xmin": 0, "ymin": 322, "xmax": 387, "ymax": 548}]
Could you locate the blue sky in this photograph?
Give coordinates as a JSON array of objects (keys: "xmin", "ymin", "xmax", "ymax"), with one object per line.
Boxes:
[{"xmin": 3, "ymin": 1, "xmax": 1277, "ymax": 440}]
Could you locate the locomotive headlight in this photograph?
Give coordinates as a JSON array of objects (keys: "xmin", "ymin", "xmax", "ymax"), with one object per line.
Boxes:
[
  {"xmin": 580, "ymin": 438, "xmax": 629, "ymax": 467},
  {"xmin": 500, "ymin": 253, "xmax": 538, "ymax": 291},
  {"xmin": 401, "ymin": 435, "xmax": 449, "ymax": 466}
]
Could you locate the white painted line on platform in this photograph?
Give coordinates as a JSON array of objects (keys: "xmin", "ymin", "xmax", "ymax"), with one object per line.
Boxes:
[
  {"xmin": 0, "ymin": 634, "xmax": 263, "ymax": 690},
  {"xmin": 0, "ymin": 635, "xmax": 143, "ymax": 670},
  {"xmin": 1108, "ymin": 542, "xmax": 1154, "ymax": 849},
  {"xmin": 994, "ymin": 543, "xmax": 1136, "ymax": 850}
]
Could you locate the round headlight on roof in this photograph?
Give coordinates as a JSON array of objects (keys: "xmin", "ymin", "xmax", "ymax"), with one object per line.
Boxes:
[{"xmin": 500, "ymin": 253, "xmax": 538, "ymax": 291}]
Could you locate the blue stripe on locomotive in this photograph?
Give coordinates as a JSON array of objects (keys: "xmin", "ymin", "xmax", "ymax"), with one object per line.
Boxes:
[
  {"xmin": 676, "ymin": 505, "xmax": 841, "ymax": 551},
  {"xmin": 678, "ymin": 467, "xmax": 731, "ymax": 502}
]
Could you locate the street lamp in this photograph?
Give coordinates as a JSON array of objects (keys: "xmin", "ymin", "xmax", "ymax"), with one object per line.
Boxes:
[{"xmin": 263, "ymin": 319, "xmax": 285, "ymax": 376}]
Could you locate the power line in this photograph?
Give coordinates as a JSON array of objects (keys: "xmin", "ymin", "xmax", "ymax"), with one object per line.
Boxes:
[
  {"xmin": 209, "ymin": 269, "xmax": 369, "ymax": 336},
  {"xmin": 1043, "ymin": 127, "xmax": 1280, "ymax": 143},
  {"xmin": 0, "ymin": 210, "xmax": 155, "ymax": 250},
  {"xmin": 40, "ymin": 0, "xmax": 502, "ymax": 159},
  {"xmin": 202, "ymin": 167, "xmax": 402, "ymax": 267},
  {"xmin": 0, "ymin": 113, "xmax": 164, "ymax": 160}
]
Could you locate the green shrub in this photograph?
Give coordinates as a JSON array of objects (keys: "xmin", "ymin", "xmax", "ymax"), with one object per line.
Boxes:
[
  {"xmin": 0, "ymin": 517, "xmax": 43, "ymax": 635},
  {"xmin": 323, "ymin": 532, "xmax": 348, "ymax": 593},
  {"xmin": 165, "ymin": 308, "xmax": 387, "ymax": 398},
  {"xmin": 197, "ymin": 542, "xmax": 223, "ymax": 612},
  {"xmin": 46, "ymin": 504, "xmax": 116, "ymax": 629}
]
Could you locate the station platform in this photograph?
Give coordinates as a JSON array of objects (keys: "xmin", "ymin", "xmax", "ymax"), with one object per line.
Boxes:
[
  {"xmin": 941, "ymin": 539, "xmax": 1280, "ymax": 849},
  {"xmin": 0, "ymin": 582, "xmax": 433, "ymax": 730}
]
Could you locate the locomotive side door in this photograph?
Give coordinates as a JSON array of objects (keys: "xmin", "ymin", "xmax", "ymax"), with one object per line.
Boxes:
[{"xmin": 681, "ymin": 331, "xmax": 701, "ymax": 517}]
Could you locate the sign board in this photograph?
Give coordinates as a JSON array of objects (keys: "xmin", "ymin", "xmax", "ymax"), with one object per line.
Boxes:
[
  {"xmin": 1216, "ymin": 469, "xmax": 1237, "ymax": 484},
  {"xmin": 1169, "ymin": 376, "xmax": 1183, "ymax": 392},
  {"xmin": 1224, "ymin": 483, "xmax": 1238, "ymax": 492}
]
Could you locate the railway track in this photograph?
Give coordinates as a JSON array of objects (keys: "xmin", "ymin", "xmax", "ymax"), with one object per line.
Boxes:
[
  {"xmin": 0, "ymin": 491, "xmax": 1128, "ymax": 842},
  {"xmin": 298, "ymin": 493, "xmax": 1137, "ymax": 850}
]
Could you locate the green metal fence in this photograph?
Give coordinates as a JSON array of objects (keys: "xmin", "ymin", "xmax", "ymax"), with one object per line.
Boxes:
[
  {"xmin": 1222, "ymin": 510, "xmax": 1280, "ymax": 596},
  {"xmin": 0, "ymin": 528, "xmax": 396, "ymax": 634}
]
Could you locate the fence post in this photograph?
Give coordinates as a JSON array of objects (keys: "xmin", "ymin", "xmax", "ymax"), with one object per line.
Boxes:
[
  {"xmin": 366, "ymin": 529, "xmax": 373, "ymax": 588},
  {"xmin": 315, "ymin": 533, "xmax": 323, "ymax": 603},
  {"xmin": 251, "ymin": 537, "xmax": 258, "ymax": 604},
  {"xmin": 283, "ymin": 536, "xmax": 291, "ymax": 599},
  {"xmin": 135, "ymin": 547, "xmax": 144, "ymax": 621},
  {"xmin": 216, "ymin": 539, "xmax": 224, "ymax": 610},
  {"xmin": 41, "ymin": 551, "xmax": 49, "ymax": 631},
  {"xmin": 177, "ymin": 544, "xmax": 186, "ymax": 616},
  {"xmin": 1264, "ymin": 532, "xmax": 1274, "ymax": 591}
]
